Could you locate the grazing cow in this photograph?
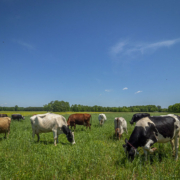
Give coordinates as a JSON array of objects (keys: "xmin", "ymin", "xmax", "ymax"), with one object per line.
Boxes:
[
  {"xmin": 123, "ymin": 113, "xmax": 180, "ymax": 161},
  {"xmin": 30, "ymin": 113, "xmax": 75, "ymax": 146},
  {"xmin": 0, "ymin": 114, "xmax": 8, "ymax": 117},
  {"xmin": 0, "ymin": 117, "xmax": 11, "ymax": 138},
  {"xmin": 11, "ymin": 114, "xmax": 25, "ymax": 121},
  {"xmin": 67, "ymin": 114, "xmax": 92, "ymax": 130},
  {"xmin": 98, "ymin": 114, "xmax": 107, "ymax": 126},
  {"xmin": 130, "ymin": 113, "xmax": 150, "ymax": 125},
  {"xmin": 114, "ymin": 117, "xmax": 128, "ymax": 140}
]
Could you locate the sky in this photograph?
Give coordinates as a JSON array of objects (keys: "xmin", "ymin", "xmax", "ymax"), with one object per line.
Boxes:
[{"xmin": 0, "ymin": 0, "xmax": 180, "ymax": 108}]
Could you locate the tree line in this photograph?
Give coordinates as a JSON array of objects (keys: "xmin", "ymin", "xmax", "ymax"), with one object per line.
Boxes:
[
  {"xmin": 2, "ymin": 100, "xmax": 179, "ymax": 112},
  {"xmin": 168, "ymin": 103, "xmax": 180, "ymax": 113},
  {"xmin": 0, "ymin": 106, "xmax": 44, "ymax": 111}
]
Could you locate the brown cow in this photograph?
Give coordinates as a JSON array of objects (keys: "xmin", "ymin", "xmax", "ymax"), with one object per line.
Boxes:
[
  {"xmin": 67, "ymin": 114, "xmax": 92, "ymax": 130},
  {"xmin": 0, "ymin": 114, "xmax": 8, "ymax": 117},
  {"xmin": 0, "ymin": 117, "xmax": 11, "ymax": 138}
]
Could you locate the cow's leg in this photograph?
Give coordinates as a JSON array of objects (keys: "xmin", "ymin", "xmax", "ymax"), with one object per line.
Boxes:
[
  {"xmin": 143, "ymin": 139, "xmax": 156, "ymax": 161},
  {"xmin": 32, "ymin": 131, "xmax": 35, "ymax": 139},
  {"xmin": 7, "ymin": 129, "xmax": 10, "ymax": 138},
  {"xmin": 125, "ymin": 128, "xmax": 128, "ymax": 134},
  {"xmin": 119, "ymin": 133, "xmax": 121, "ymax": 140},
  {"xmin": 53, "ymin": 130, "xmax": 57, "ymax": 146},
  {"xmin": 170, "ymin": 140, "xmax": 175, "ymax": 156},
  {"xmin": 143, "ymin": 149, "xmax": 148, "ymax": 161},
  {"xmin": 57, "ymin": 135, "xmax": 59, "ymax": 144},
  {"xmin": 37, "ymin": 134, "xmax": 40, "ymax": 142},
  {"xmin": 174, "ymin": 134, "xmax": 179, "ymax": 160}
]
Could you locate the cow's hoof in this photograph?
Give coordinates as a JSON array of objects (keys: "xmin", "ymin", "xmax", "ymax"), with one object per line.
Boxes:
[
  {"xmin": 151, "ymin": 147, "xmax": 157, "ymax": 152},
  {"xmin": 149, "ymin": 147, "xmax": 157, "ymax": 154}
]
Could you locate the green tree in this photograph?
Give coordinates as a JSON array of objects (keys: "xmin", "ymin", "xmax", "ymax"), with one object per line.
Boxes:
[{"xmin": 15, "ymin": 105, "xmax": 19, "ymax": 111}]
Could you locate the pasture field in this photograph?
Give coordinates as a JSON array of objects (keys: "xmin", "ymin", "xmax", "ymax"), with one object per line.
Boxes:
[{"xmin": 1, "ymin": 112, "xmax": 180, "ymax": 179}]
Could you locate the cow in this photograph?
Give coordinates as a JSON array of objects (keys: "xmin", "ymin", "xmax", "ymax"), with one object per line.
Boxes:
[
  {"xmin": 30, "ymin": 113, "xmax": 75, "ymax": 146},
  {"xmin": 123, "ymin": 113, "xmax": 180, "ymax": 161},
  {"xmin": 11, "ymin": 114, "xmax": 25, "ymax": 121},
  {"xmin": 0, "ymin": 114, "xmax": 8, "ymax": 117},
  {"xmin": 98, "ymin": 114, "xmax": 107, "ymax": 126},
  {"xmin": 114, "ymin": 117, "xmax": 128, "ymax": 140},
  {"xmin": 130, "ymin": 113, "xmax": 150, "ymax": 125},
  {"xmin": 0, "ymin": 117, "xmax": 11, "ymax": 138},
  {"xmin": 67, "ymin": 114, "xmax": 92, "ymax": 130}
]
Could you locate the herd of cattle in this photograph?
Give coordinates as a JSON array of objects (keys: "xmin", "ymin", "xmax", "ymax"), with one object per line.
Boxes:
[{"xmin": 0, "ymin": 112, "xmax": 180, "ymax": 162}]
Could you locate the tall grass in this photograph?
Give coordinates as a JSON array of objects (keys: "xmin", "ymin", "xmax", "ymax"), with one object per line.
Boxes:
[{"xmin": 0, "ymin": 112, "xmax": 180, "ymax": 179}]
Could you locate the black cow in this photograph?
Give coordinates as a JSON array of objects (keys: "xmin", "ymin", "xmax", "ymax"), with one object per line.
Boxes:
[
  {"xmin": 11, "ymin": 114, "xmax": 25, "ymax": 121},
  {"xmin": 0, "ymin": 114, "xmax": 8, "ymax": 117},
  {"xmin": 130, "ymin": 113, "xmax": 150, "ymax": 125},
  {"xmin": 123, "ymin": 113, "xmax": 180, "ymax": 161}
]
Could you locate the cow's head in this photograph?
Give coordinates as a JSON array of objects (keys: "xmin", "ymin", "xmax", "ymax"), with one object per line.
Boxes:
[
  {"xmin": 67, "ymin": 131, "xmax": 75, "ymax": 144},
  {"xmin": 100, "ymin": 119, "xmax": 104, "ymax": 125},
  {"xmin": 62, "ymin": 125, "xmax": 75, "ymax": 144},
  {"xmin": 123, "ymin": 139, "xmax": 136, "ymax": 161},
  {"xmin": 130, "ymin": 113, "xmax": 150, "ymax": 125},
  {"xmin": 22, "ymin": 116, "xmax": 25, "ymax": 120}
]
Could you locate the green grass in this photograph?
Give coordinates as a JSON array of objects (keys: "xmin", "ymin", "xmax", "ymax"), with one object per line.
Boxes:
[{"xmin": 0, "ymin": 112, "xmax": 180, "ymax": 179}]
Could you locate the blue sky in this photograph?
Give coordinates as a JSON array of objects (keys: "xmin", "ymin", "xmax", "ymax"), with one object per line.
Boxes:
[{"xmin": 0, "ymin": 0, "xmax": 180, "ymax": 108}]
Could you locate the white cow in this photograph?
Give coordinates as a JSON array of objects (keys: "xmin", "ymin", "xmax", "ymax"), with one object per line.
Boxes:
[
  {"xmin": 114, "ymin": 117, "xmax": 128, "ymax": 140},
  {"xmin": 30, "ymin": 113, "xmax": 75, "ymax": 146},
  {"xmin": 98, "ymin": 114, "xmax": 107, "ymax": 126}
]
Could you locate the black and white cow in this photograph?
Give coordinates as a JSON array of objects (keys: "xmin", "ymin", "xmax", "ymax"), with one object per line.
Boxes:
[
  {"xmin": 123, "ymin": 113, "xmax": 180, "ymax": 161},
  {"xmin": 130, "ymin": 113, "xmax": 150, "ymax": 125}
]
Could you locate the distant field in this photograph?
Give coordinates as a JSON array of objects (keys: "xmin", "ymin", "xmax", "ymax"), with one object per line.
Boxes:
[{"xmin": 0, "ymin": 112, "xmax": 180, "ymax": 179}]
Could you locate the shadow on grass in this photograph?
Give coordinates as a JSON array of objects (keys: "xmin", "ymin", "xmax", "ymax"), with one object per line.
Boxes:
[
  {"xmin": 108, "ymin": 133, "xmax": 126, "ymax": 141},
  {"xmin": 148, "ymin": 150, "xmax": 169, "ymax": 163},
  {"xmin": 59, "ymin": 142, "xmax": 73, "ymax": 145},
  {"xmin": 69, "ymin": 127, "xmax": 91, "ymax": 132},
  {"xmin": 0, "ymin": 137, "xmax": 6, "ymax": 141},
  {"xmin": 34, "ymin": 140, "xmax": 54, "ymax": 145},
  {"xmin": 33, "ymin": 140, "xmax": 72, "ymax": 146},
  {"xmin": 93, "ymin": 124, "xmax": 102, "ymax": 128}
]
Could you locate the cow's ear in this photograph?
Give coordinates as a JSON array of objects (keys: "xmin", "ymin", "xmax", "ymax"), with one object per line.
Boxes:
[
  {"xmin": 125, "ymin": 138, "xmax": 128, "ymax": 143},
  {"xmin": 123, "ymin": 144, "xmax": 126, "ymax": 148}
]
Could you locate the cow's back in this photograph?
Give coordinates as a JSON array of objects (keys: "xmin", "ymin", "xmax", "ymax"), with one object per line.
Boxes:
[
  {"xmin": 67, "ymin": 114, "xmax": 91, "ymax": 125},
  {"xmin": 68, "ymin": 114, "xmax": 84, "ymax": 125},
  {"xmin": 32, "ymin": 114, "xmax": 67, "ymax": 133},
  {"xmin": 149, "ymin": 116, "xmax": 180, "ymax": 140}
]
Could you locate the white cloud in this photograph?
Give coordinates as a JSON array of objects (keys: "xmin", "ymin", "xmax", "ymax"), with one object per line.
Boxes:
[
  {"xmin": 123, "ymin": 87, "xmax": 128, "ymax": 90},
  {"xmin": 110, "ymin": 38, "xmax": 180, "ymax": 58},
  {"xmin": 13, "ymin": 39, "xmax": 35, "ymax": 50},
  {"xmin": 111, "ymin": 41, "xmax": 127, "ymax": 55},
  {"xmin": 135, "ymin": 91, "xmax": 142, "ymax": 94},
  {"xmin": 105, "ymin": 89, "xmax": 111, "ymax": 92}
]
